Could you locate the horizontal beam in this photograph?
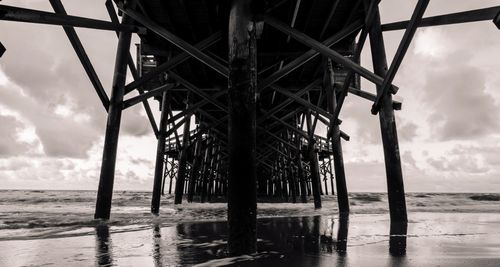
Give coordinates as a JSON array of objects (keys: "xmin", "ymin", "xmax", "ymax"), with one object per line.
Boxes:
[
  {"xmin": 119, "ymin": 5, "xmax": 229, "ymax": 77},
  {"xmin": 272, "ymin": 85, "xmax": 334, "ymax": 121},
  {"xmin": 122, "ymin": 83, "xmax": 175, "ymax": 110},
  {"xmin": 124, "ymin": 32, "xmax": 221, "ymax": 94},
  {"xmin": 0, "ymin": 4, "xmax": 141, "ymax": 32},
  {"xmin": 345, "ymin": 85, "xmax": 402, "ymax": 110},
  {"xmin": 382, "ymin": 6, "xmax": 500, "ymax": 31},
  {"xmin": 260, "ymin": 14, "xmax": 398, "ymax": 94}
]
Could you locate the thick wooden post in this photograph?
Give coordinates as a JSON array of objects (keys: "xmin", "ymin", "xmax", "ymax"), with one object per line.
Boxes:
[
  {"xmin": 329, "ymin": 156, "xmax": 335, "ymax": 195},
  {"xmin": 151, "ymin": 91, "xmax": 169, "ymax": 214},
  {"xmin": 187, "ymin": 134, "xmax": 202, "ymax": 202},
  {"xmin": 94, "ymin": 13, "xmax": 133, "ymax": 220},
  {"xmin": 286, "ymin": 132, "xmax": 298, "ymax": 203},
  {"xmin": 227, "ymin": 0, "xmax": 257, "ymax": 255},
  {"xmin": 306, "ymin": 110, "xmax": 322, "ymax": 209},
  {"xmin": 325, "ymin": 59, "xmax": 349, "ymax": 215},
  {"xmin": 200, "ymin": 139, "xmax": 211, "ymax": 203},
  {"xmin": 174, "ymin": 112, "xmax": 191, "ymax": 204},
  {"xmin": 368, "ymin": 7, "xmax": 408, "ymax": 230},
  {"xmin": 296, "ymin": 131, "xmax": 308, "ymax": 203}
]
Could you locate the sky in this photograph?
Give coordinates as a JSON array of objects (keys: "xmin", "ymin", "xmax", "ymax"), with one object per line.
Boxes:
[{"xmin": 0, "ymin": 0, "xmax": 500, "ymax": 192}]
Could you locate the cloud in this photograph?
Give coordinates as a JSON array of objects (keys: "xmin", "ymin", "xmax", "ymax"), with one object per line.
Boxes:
[
  {"xmin": 422, "ymin": 60, "xmax": 500, "ymax": 140},
  {"xmin": 0, "ymin": 114, "xmax": 32, "ymax": 157},
  {"xmin": 398, "ymin": 122, "xmax": 418, "ymax": 142}
]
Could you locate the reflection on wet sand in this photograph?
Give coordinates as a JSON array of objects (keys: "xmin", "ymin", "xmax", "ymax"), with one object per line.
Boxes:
[
  {"xmin": 91, "ymin": 215, "xmax": 408, "ymax": 266},
  {"xmin": 152, "ymin": 224, "xmax": 163, "ymax": 267},
  {"xmin": 336, "ymin": 215, "xmax": 349, "ymax": 254},
  {"xmin": 95, "ymin": 223, "xmax": 113, "ymax": 266},
  {"xmin": 143, "ymin": 215, "xmax": 408, "ymax": 265},
  {"xmin": 390, "ymin": 221, "xmax": 408, "ymax": 256}
]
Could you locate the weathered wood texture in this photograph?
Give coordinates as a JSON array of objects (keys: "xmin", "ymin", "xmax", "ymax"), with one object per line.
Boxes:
[
  {"xmin": 94, "ymin": 12, "xmax": 134, "ymax": 220},
  {"xmin": 368, "ymin": 6, "xmax": 408, "ymax": 228},
  {"xmin": 227, "ymin": 0, "xmax": 257, "ymax": 255}
]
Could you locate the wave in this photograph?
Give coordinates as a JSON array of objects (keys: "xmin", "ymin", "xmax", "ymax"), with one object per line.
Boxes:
[{"xmin": 469, "ymin": 195, "xmax": 500, "ymax": 201}]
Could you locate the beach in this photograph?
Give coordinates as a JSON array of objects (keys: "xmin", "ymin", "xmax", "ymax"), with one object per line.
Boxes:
[{"xmin": 1, "ymin": 191, "xmax": 500, "ymax": 266}]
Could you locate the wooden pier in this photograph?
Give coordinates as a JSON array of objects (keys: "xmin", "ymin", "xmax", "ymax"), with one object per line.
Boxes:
[{"xmin": 1, "ymin": 0, "xmax": 499, "ymax": 256}]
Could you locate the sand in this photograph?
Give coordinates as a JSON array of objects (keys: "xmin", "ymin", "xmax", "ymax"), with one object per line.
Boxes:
[{"xmin": 1, "ymin": 212, "xmax": 500, "ymax": 266}]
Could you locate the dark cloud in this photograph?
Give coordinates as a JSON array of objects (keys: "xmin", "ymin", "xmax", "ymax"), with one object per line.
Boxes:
[
  {"xmin": 0, "ymin": 1, "xmax": 155, "ymax": 158},
  {"xmin": 398, "ymin": 122, "xmax": 418, "ymax": 142},
  {"xmin": 426, "ymin": 154, "xmax": 489, "ymax": 175},
  {"xmin": 422, "ymin": 54, "xmax": 500, "ymax": 141},
  {"xmin": 342, "ymin": 96, "xmax": 381, "ymax": 144}
]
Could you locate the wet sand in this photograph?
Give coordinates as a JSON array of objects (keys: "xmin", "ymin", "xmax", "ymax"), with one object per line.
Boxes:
[{"xmin": 1, "ymin": 212, "xmax": 500, "ymax": 266}]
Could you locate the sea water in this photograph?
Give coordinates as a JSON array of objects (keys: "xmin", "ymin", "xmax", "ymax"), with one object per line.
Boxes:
[{"xmin": 1, "ymin": 190, "xmax": 499, "ymax": 240}]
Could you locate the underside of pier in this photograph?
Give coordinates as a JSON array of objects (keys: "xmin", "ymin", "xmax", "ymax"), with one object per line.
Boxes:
[{"xmin": 2, "ymin": 0, "xmax": 499, "ymax": 256}]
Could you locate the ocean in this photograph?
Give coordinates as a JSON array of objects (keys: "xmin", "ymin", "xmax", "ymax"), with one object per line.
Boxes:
[{"xmin": 1, "ymin": 191, "xmax": 500, "ymax": 266}]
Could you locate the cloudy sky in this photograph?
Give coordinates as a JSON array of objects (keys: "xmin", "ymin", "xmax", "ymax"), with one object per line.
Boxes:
[{"xmin": 0, "ymin": 0, "xmax": 499, "ymax": 192}]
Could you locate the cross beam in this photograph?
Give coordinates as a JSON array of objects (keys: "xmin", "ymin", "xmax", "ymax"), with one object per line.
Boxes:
[
  {"xmin": 124, "ymin": 32, "xmax": 222, "ymax": 94},
  {"xmin": 371, "ymin": 0, "xmax": 429, "ymax": 114},
  {"xmin": 382, "ymin": 6, "xmax": 500, "ymax": 31},
  {"xmin": 260, "ymin": 14, "xmax": 399, "ymax": 94},
  {"xmin": 0, "ymin": 4, "xmax": 141, "ymax": 32},
  {"xmin": 49, "ymin": 0, "xmax": 109, "ymax": 111},
  {"xmin": 259, "ymin": 19, "xmax": 364, "ymax": 91},
  {"xmin": 118, "ymin": 5, "xmax": 229, "ymax": 77}
]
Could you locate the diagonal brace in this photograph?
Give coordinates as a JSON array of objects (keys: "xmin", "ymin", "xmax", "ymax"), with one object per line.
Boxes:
[{"xmin": 371, "ymin": 0, "xmax": 429, "ymax": 115}]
